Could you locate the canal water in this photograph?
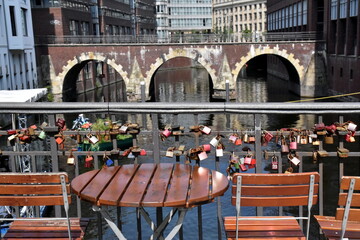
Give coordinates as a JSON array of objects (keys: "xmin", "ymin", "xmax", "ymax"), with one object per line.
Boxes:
[{"xmin": 74, "ymin": 64, "xmax": 359, "ymax": 240}]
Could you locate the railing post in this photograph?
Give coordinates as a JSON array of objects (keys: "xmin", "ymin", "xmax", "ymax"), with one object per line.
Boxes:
[
  {"xmin": 151, "ymin": 113, "xmax": 160, "ymax": 164},
  {"xmin": 254, "ymin": 114, "xmax": 263, "ymax": 217}
]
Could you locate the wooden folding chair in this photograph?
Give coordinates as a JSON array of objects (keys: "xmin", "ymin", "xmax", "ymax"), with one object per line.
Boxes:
[
  {"xmin": 315, "ymin": 176, "xmax": 360, "ymax": 240},
  {"xmin": 0, "ymin": 172, "xmax": 89, "ymax": 239},
  {"xmin": 224, "ymin": 172, "xmax": 320, "ymax": 239}
]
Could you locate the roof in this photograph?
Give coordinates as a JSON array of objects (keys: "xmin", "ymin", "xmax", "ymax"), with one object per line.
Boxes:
[{"xmin": 0, "ymin": 88, "xmax": 48, "ymax": 102}]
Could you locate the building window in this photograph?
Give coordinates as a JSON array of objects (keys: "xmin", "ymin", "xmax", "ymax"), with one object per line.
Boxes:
[
  {"xmin": 303, "ymin": 0, "xmax": 308, "ymax": 25},
  {"xmin": 69, "ymin": 20, "xmax": 80, "ymax": 35},
  {"xmin": 350, "ymin": 0, "xmax": 358, "ymax": 16},
  {"xmin": 21, "ymin": 8, "xmax": 28, "ymax": 36},
  {"xmin": 82, "ymin": 22, "xmax": 89, "ymax": 35},
  {"xmin": 331, "ymin": 0, "xmax": 338, "ymax": 20},
  {"xmin": 331, "ymin": 66, "xmax": 334, "ymax": 75},
  {"xmin": 289, "ymin": 5, "xmax": 293, "ymax": 27},
  {"xmin": 340, "ymin": 0, "xmax": 348, "ymax": 18},
  {"xmin": 10, "ymin": 6, "xmax": 17, "ymax": 36},
  {"xmin": 293, "ymin": 3, "xmax": 298, "ymax": 26},
  {"xmin": 298, "ymin": 2, "xmax": 302, "ymax": 25},
  {"xmin": 340, "ymin": 68, "xmax": 343, "ymax": 77}
]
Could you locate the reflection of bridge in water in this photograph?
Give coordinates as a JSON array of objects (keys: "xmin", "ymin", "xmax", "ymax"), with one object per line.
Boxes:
[{"xmin": 35, "ymin": 33, "xmax": 325, "ymax": 102}]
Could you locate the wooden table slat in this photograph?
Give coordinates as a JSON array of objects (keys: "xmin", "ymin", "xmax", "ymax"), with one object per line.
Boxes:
[
  {"xmin": 120, "ymin": 164, "xmax": 157, "ymax": 207},
  {"xmin": 98, "ymin": 164, "xmax": 140, "ymax": 206},
  {"xmin": 71, "ymin": 170, "xmax": 99, "ymax": 196},
  {"xmin": 80, "ymin": 167, "xmax": 119, "ymax": 203},
  {"xmin": 188, "ymin": 166, "xmax": 210, "ymax": 205},
  {"xmin": 142, "ymin": 163, "xmax": 174, "ymax": 207},
  {"xmin": 164, "ymin": 164, "xmax": 191, "ymax": 207}
]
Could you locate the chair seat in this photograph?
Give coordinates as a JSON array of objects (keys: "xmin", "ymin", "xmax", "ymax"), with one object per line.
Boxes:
[
  {"xmin": 224, "ymin": 216, "xmax": 305, "ymax": 239},
  {"xmin": 314, "ymin": 215, "xmax": 360, "ymax": 239},
  {"xmin": 3, "ymin": 217, "xmax": 89, "ymax": 239}
]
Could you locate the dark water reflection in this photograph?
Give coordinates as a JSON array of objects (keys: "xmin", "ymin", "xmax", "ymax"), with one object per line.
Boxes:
[{"xmin": 76, "ymin": 67, "xmax": 359, "ymax": 240}]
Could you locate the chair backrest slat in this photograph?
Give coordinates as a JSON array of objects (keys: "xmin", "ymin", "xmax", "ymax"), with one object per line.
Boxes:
[
  {"xmin": 341, "ymin": 177, "xmax": 360, "ymax": 190},
  {"xmin": 231, "ymin": 172, "xmax": 320, "ymax": 207},
  {"xmin": 232, "ymin": 195, "xmax": 319, "ymax": 207},
  {"xmin": 232, "ymin": 184, "xmax": 319, "ymax": 196},
  {"xmin": 0, "ymin": 195, "xmax": 68, "ymax": 206},
  {"xmin": 0, "ymin": 173, "xmax": 68, "ymax": 184},
  {"xmin": 338, "ymin": 193, "xmax": 360, "ymax": 207},
  {"xmin": 336, "ymin": 208, "xmax": 360, "ymax": 221},
  {"xmin": 0, "ymin": 172, "xmax": 71, "ymax": 207}
]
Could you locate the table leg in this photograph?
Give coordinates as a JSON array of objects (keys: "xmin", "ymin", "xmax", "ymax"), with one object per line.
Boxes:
[
  {"xmin": 140, "ymin": 207, "xmax": 178, "ymax": 240},
  {"xmin": 92, "ymin": 205, "xmax": 127, "ymax": 240},
  {"xmin": 151, "ymin": 208, "xmax": 187, "ymax": 240}
]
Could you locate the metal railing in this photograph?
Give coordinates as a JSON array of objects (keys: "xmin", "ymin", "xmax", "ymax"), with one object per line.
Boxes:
[
  {"xmin": 0, "ymin": 102, "xmax": 359, "ymax": 239},
  {"xmin": 34, "ymin": 32, "xmax": 318, "ymax": 45}
]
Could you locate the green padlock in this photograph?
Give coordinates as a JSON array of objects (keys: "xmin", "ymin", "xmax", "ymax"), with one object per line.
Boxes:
[{"xmin": 38, "ymin": 131, "xmax": 46, "ymax": 140}]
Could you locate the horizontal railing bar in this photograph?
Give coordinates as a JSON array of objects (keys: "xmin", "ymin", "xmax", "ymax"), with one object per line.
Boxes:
[{"xmin": 0, "ymin": 102, "xmax": 360, "ymax": 114}]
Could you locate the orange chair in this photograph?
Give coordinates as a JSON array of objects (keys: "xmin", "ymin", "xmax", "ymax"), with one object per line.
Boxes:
[
  {"xmin": 0, "ymin": 172, "xmax": 89, "ymax": 239},
  {"xmin": 224, "ymin": 172, "xmax": 320, "ymax": 239},
  {"xmin": 315, "ymin": 176, "xmax": 360, "ymax": 240}
]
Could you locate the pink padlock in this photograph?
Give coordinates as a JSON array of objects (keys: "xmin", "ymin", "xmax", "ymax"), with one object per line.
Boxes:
[
  {"xmin": 289, "ymin": 141, "xmax": 297, "ymax": 150},
  {"xmin": 203, "ymin": 144, "xmax": 211, "ymax": 152},
  {"xmin": 244, "ymin": 156, "xmax": 252, "ymax": 165},
  {"xmin": 162, "ymin": 129, "xmax": 171, "ymax": 138},
  {"xmin": 229, "ymin": 135, "xmax": 237, "ymax": 143}
]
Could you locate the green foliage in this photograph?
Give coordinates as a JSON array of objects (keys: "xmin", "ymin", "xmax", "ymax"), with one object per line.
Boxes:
[{"xmin": 91, "ymin": 118, "xmax": 112, "ymax": 131}]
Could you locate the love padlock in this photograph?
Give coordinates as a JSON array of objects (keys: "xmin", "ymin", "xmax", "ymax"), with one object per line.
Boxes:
[
  {"xmin": 229, "ymin": 134, "xmax": 237, "ymax": 143},
  {"xmin": 140, "ymin": 149, "xmax": 147, "ymax": 156},
  {"xmin": 198, "ymin": 151, "xmax": 208, "ymax": 161},
  {"xmin": 38, "ymin": 131, "xmax": 46, "ymax": 140},
  {"xmin": 200, "ymin": 125, "xmax": 211, "ymax": 135},
  {"xmin": 87, "ymin": 134, "xmax": 99, "ymax": 144},
  {"xmin": 67, "ymin": 150, "xmax": 75, "ymax": 165},
  {"xmin": 210, "ymin": 136, "xmax": 220, "ymax": 147},
  {"xmin": 202, "ymin": 144, "xmax": 211, "ymax": 152},
  {"xmin": 272, "ymin": 155, "xmax": 278, "ymax": 170}
]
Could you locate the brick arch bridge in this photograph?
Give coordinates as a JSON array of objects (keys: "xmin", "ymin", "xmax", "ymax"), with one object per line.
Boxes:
[{"xmin": 38, "ymin": 42, "xmax": 325, "ymax": 102}]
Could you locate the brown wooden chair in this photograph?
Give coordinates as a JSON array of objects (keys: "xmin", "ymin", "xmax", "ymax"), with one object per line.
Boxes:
[
  {"xmin": 315, "ymin": 176, "xmax": 360, "ymax": 240},
  {"xmin": 223, "ymin": 172, "xmax": 320, "ymax": 240},
  {"xmin": 0, "ymin": 172, "xmax": 89, "ymax": 239}
]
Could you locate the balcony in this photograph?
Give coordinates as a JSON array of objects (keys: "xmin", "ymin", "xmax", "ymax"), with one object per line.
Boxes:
[{"xmin": 0, "ymin": 102, "xmax": 359, "ymax": 239}]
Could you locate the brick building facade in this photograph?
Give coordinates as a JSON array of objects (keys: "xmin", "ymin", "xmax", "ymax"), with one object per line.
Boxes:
[{"xmin": 267, "ymin": 0, "xmax": 360, "ymax": 100}]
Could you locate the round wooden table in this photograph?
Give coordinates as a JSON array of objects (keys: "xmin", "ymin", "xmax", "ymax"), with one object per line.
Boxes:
[{"xmin": 71, "ymin": 163, "xmax": 229, "ymax": 239}]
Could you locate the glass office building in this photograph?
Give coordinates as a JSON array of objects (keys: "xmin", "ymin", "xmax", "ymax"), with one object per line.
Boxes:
[{"xmin": 156, "ymin": 0, "xmax": 212, "ymax": 41}]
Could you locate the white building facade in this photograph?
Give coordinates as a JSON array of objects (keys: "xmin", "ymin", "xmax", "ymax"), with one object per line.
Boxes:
[
  {"xmin": 0, "ymin": 0, "xmax": 38, "ymax": 90},
  {"xmin": 213, "ymin": 0, "xmax": 267, "ymax": 36},
  {"xmin": 156, "ymin": 0, "xmax": 213, "ymax": 41}
]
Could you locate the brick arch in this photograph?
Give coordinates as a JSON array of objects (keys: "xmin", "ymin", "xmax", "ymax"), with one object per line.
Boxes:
[
  {"xmin": 145, "ymin": 48, "xmax": 217, "ymax": 93},
  {"xmin": 232, "ymin": 46, "xmax": 304, "ymax": 86},
  {"xmin": 52, "ymin": 52, "xmax": 128, "ymax": 102}
]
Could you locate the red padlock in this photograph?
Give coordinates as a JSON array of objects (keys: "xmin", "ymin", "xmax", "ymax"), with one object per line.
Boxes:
[{"xmin": 140, "ymin": 149, "xmax": 147, "ymax": 156}]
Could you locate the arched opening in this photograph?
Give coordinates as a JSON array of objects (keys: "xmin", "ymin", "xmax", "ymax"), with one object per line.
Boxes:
[
  {"xmin": 237, "ymin": 54, "xmax": 301, "ymax": 103},
  {"xmin": 149, "ymin": 57, "xmax": 213, "ymax": 103},
  {"xmin": 148, "ymin": 57, "xmax": 214, "ymax": 127},
  {"xmin": 62, "ymin": 60, "xmax": 126, "ymax": 102},
  {"xmin": 235, "ymin": 54, "xmax": 301, "ymax": 129}
]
